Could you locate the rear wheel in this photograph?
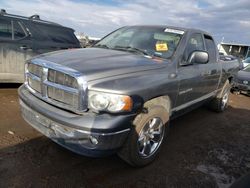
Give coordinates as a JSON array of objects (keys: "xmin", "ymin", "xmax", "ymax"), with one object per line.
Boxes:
[
  {"xmin": 208, "ymin": 80, "xmax": 231, "ymax": 112},
  {"xmin": 231, "ymin": 88, "xmax": 240, "ymax": 95},
  {"xmin": 118, "ymin": 105, "xmax": 169, "ymax": 167}
]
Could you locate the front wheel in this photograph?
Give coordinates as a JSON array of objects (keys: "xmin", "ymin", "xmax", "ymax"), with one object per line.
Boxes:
[{"xmin": 118, "ymin": 106, "xmax": 169, "ymax": 167}]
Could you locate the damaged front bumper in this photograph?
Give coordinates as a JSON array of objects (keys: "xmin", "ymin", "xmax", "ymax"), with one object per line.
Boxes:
[
  {"xmin": 232, "ymin": 81, "xmax": 250, "ymax": 95},
  {"xmin": 19, "ymin": 85, "xmax": 135, "ymax": 157}
]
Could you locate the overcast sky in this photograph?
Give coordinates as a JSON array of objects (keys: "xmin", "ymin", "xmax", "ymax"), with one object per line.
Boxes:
[{"xmin": 1, "ymin": 0, "xmax": 250, "ymax": 44}]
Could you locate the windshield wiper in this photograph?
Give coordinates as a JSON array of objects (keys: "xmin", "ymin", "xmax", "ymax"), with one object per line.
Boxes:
[
  {"xmin": 113, "ymin": 46, "xmax": 151, "ymax": 56},
  {"xmin": 94, "ymin": 44, "xmax": 110, "ymax": 49}
]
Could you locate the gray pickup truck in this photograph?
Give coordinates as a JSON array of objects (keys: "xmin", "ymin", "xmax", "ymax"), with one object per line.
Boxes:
[{"xmin": 18, "ymin": 26, "xmax": 240, "ymax": 166}]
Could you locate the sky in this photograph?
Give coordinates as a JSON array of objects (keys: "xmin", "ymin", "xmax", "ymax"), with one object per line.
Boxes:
[{"xmin": 1, "ymin": 0, "xmax": 250, "ymax": 44}]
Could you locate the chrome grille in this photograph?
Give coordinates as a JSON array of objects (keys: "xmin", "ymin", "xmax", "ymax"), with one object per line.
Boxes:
[
  {"xmin": 28, "ymin": 63, "xmax": 43, "ymax": 78},
  {"xmin": 237, "ymin": 79, "xmax": 250, "ymax": 86},
  {"xmin": 25, "ymin": 59, "xmax": 87, "ymax": 114},
  {"xmin": 243, "ymin": 80, "xmax": 250, "ymax": 86},
  {"xmin": 27, "ymin": 77, "xmax": 41, "ymax": 93},
  {"xmin": 48, "ymin": 69, "xmax": 78, "ymax": 88},
  {"xmin": 47, "ymin": 86, "xmax": 79, "ymax": 108}
]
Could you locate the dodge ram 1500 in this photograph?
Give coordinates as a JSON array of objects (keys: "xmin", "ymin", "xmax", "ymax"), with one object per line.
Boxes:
[{"xmin": 19, "ymin": 26, "xmax": 240, "ymax": 166}]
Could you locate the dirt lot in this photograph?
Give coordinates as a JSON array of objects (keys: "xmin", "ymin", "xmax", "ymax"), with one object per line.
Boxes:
[{"xmin": 0, "ymin": 84, "xmax": 250, "ymax": 188}]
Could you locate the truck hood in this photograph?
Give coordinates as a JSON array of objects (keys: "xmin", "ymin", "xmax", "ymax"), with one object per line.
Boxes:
[
  {"xmin": 35, "ymin": 48, "xmax": 167, "ymax": 81},
  {"xmin": 236, "ymin": 70, "xmax": 250, "ymax": 81}
]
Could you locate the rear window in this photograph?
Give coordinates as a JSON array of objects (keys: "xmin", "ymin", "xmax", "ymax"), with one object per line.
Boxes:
[{"xmin": 35, "ymin": 24, "xmax": 77, "ymax": 44}]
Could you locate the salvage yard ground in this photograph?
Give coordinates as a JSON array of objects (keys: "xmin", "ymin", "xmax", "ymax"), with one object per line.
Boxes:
[{"xmin": 0, "ymin": 84, "xmax": 250, "ymax": 188}]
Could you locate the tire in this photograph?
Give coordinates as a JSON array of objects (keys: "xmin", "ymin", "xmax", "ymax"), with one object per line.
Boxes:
[
  {"xmin": 208, "ymin": 80, "xmax": 231, "ymax": 112},
  {"xmin": 231, "ymin": 88, "xmax": 240, "ymax": 95},
  {"xmin": 118, "ymin": 105, "xmax": 169, "ymax": 167}
]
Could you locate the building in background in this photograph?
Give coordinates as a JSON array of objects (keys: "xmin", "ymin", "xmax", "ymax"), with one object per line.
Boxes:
[
  {"xmin": 76, "ymin": 33, "xmax": 100, "ymax": 47},
  {"xmin": 218, "ymin": 42, "xmax": 250, "ymax": 60}
]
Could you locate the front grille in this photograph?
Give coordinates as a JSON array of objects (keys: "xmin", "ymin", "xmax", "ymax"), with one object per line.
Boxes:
[
  {"xmin": 28, "ymin": 63, "xmax": 43, "ymax": 78},
  {"xmin": 25, "ymin": 59, "xmax": 87, "ymax": 114},
  {"xmin": 28, "ymin": 77, "xmax": 41, "ymax": 93},
  {"xmin": 48, "ymin": 69, "xmax": 78, "ymax": 89},
  {"xmin": 237, "ymin": 79, "xmax": 250, "ymax": 86},
  {"xmin": 47, "ymin": 86, "xmax": 79, "ymax": 108}
]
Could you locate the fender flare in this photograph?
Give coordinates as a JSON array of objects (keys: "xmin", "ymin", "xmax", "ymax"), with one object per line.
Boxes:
[
  {"xmin": 217, "ymin": 80, "xmax": 230, "ymax": 98},
  {"xmin": 143, "ymin": 96, "xmax": 172, "ymax": 123}
]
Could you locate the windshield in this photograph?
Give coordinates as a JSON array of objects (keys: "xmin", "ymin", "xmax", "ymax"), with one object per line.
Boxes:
[
  {"xmin": 243, "ymin": 64, "xmax": 250, "ymax": 72},
  {"xmin": 95, "ymin": 26, "xmax": 183, "ymax": 59},
  {"xmin": 243, "ymin": 57, "xmax": 250, "ymax": 63}
]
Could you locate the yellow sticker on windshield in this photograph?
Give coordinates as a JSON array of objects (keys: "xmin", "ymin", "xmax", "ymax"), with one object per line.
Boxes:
[{"xmin": 156, "ymin": 43, "xmax": 168, "ymax": 51}]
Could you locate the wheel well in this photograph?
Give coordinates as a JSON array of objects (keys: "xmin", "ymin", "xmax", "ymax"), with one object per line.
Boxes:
[
  {"xmin": 143, "ymin": 96, "xmax": 171, "ymax": 114},
  {"xmin": 228, "ymin": 76, "xmax": 233, "ymax": 83}
]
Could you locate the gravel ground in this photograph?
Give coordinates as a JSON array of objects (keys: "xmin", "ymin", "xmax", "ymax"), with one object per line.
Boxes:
[{"xmin": 0, "ymin": 84, "xmax": 250, "ymax": 188}]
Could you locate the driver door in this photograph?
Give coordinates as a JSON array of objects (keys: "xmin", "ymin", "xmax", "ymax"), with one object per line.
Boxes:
[{"xmin": 175, "ymin": 33, "xmax": 207, "ymax": 107}]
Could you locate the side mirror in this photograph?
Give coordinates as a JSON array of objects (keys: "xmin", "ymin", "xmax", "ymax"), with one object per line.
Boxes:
[{"xmin": 188, "ymin": 51, "xmax": 209, "ymax": 64}]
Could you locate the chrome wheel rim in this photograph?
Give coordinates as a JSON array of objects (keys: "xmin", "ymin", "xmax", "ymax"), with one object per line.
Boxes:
[
  {"xmin": 222, "ymin": 91, "xmax": 229, "ymax": 108},
  {"xmin": 137, "ymin": 117, "xmax": 165, "ymax": 158}
]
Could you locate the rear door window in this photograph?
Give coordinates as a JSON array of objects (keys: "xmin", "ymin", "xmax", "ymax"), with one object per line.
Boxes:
[
  {"xmin": 0, "ymin": 19, "xmax": 12, "ymax": 40},
  {"xmin": 204, "ymin": 35, "xmax": 217, "ymax": 63}
]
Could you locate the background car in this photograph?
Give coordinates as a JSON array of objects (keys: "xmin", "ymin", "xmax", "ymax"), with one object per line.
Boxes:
[
  {"xmin": 219, "ymin": 55, "xmax": 244, "ymax": 70},
  {"xmin": 242, "ymin": 57, "xmax": 250, "ymax": 68},
  {"xmin": 0, "ymin": 9, "xmax": 81, "ymax": 83},
  {"xmin": 231, "ymin": 64, "xmax": 250, "ymax": 96}
]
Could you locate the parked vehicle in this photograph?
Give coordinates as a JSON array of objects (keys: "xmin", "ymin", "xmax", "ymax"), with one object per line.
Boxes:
[
  {"xmin": 219, "ymin": 55, "xmax": 244, "ymax": 69},
  {"xmin": 0, "ymin": 9, "xmax": 80, "ymax": 83},
  {"xmin": 230, "ymin": 172, "xmax": 250, "ymax": 188},
  {"xmin": 19, "ymin": 26, "xmax": 240, "ymax": 166},
  {"xmin": 242, "ymin": 57, "xmax": 250, "ymax": 68},
  {"xmin": 231, "ymin": 65, "xmax": 250, "ymax": 96}
]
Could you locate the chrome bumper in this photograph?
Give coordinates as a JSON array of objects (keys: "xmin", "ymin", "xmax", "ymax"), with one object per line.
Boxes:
[
  {"xmin": 232, "ymin": 82, "xmax": 250, "ymax": 93},
  {"xmin": 19, "ymin": 99, "xmax": 130, "ymax": 157}
]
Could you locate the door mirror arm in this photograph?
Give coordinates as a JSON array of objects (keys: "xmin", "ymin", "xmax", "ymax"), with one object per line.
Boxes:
[
  {"xmin": 188, "ymin": 51, "xmax": 209, "ymax": 65},
  {"xmin": 179, "ymin": 51, "xmax": 209, "ymax": 66},
  {"xmin": 179, "ymin": 54, "xmax": 193, "ymax": 66}
]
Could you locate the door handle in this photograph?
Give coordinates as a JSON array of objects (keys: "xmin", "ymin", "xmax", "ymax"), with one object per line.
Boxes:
[
  {"xmin": 201, "ymin": 70, "xmax": 211, "ymax": 76},
  {"xmin": 168, "ymin": 73, "xmax": 177, "ymax": 79},
  {"xmin": 20, "ymin": 46, "xmax": 32, "ymax": 50}
]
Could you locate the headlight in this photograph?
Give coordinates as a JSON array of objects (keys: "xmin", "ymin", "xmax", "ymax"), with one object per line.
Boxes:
[{"xmin": 88, "ymin": 91, "xmax": 133, "ymax": 113}]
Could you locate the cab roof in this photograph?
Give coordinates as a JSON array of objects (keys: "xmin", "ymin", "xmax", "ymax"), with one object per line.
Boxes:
[
  {"xmin": 125, "ymin": 25, "xmax": 212, "ymax": 36},
  {"xmin": 0, "ymin": 9, "xmax": 73, "ymax": 30}
]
